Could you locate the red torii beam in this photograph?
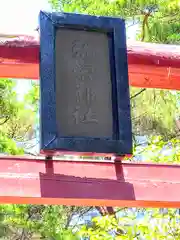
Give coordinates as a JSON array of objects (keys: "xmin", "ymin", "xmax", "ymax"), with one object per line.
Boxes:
[
  {"xmin": 0, "ymin": 35, "xmax": 180, "ymax": 90},
  {"xmin": 0, "ymin": 34, "xmax": 180, "ymax": 208},
  {"xmin": 0, "ymin": 156, "xmax": 180, "ymax": 208}
]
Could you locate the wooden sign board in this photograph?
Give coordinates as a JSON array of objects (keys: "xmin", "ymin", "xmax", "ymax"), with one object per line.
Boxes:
[
  {"xmin": 55, "ymin": 29, "xmax": 113, "ymax": 138},
  {"xmin": 39, "ymin": 11, "xmax": 132, "ymax": 155}
]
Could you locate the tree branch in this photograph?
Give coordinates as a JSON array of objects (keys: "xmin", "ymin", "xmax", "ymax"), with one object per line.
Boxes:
[
  {"xmin": 0, "ymin": 116, "xmax": 10, "ymax": 125},
  {"xmin": 130, "ymin": 88, "xmax": 146, "ymax": 99},
  {"xmin": 141, "ymin": 6, "xmax": 155, "ymax": 42}
]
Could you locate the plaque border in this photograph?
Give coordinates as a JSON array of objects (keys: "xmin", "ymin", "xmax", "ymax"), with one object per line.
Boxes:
[{"xmin": 40, "ymin": 11, "xmax": 132, "ymax": 155}]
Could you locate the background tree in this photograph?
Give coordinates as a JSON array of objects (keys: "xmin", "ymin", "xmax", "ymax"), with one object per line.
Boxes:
[
  {"xmin": 0, "ymin": 204, "xmax": 93, "ymax": 239},
  {"xmin": 0, "ymin": 78, "xmax": 36, "ymax": 155},
  {"xmin": 80, "ymin": 208, "xmax": 180, "ymax": 239}
]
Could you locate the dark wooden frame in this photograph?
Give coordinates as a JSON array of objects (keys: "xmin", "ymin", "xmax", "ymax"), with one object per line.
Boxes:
[{"xmin": 39, "ymin": 11, "xmax": 132, "ymax": 155}]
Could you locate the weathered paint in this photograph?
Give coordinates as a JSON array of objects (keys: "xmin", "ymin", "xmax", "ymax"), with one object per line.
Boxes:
[{"xmin": 0, "ymin": 157, "xmax": 180, "ymax": 208}]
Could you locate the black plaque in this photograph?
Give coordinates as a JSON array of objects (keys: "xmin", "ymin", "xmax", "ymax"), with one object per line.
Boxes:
[
  {"xmin": 40, "ymin": 11, "xmax": 132, "ymax": 155},
  {"xmin": 55, "ymin": 29, "xmax": 113, "ymax": 138}
]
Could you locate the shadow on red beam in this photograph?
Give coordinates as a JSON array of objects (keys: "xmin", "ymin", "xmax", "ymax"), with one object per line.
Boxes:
[
  {"xmin": 0, "ymin": 156, "xmax": 180, "ymax": 208},
  {"xmin": 0, "ymin": 37, "xmax": 180, "ymax": 90}
]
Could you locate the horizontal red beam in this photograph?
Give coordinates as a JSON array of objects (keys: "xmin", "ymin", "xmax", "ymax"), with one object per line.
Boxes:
[
  {"xmin": 0, "ymin": 36, "xmax": 180, "ymax": 90},
  {"xmin": 0, "ymin": 156, "xmax": 180, "ymax": 208}
]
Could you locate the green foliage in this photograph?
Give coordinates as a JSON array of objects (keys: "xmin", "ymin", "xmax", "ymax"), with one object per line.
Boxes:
[
  {"xmin": 49, "ymin": 0, "xmax": 180, "ymax": 43},
  {"xmin": 134, "ymin": 136, "xmax": 180, "ymax": 163},
  {"xmin": 1, "ymin": 203, "xmax": 180, "ymax": 240},
  {"xmin": 146, "ymin": 19, "xmax": 180, "ymax": 43},
  {"xmin": 0, "ymin": 78, "xmax": 17, "ymax": 125},
  {"xmin": 131, "ymin": 88, "xmax": 180, "ymax": 139},
  {"xmin": 0, "ymin": 134, "xmax": 24, "ymax": 155},
  {"xmin": 80, "ymin": 209, "xmax": 180, "ymax": 239},
  {"xmin": 0, "ymin": 78, "xmax": 35, "ymax": 154},
  {"xmin": 0, "ymin": 205, "xmax": 89, "ymax": 239},
  {"xmin": 1, "ymin": 102, "xmax": 35, "ymax": 142},
  {"xmin": 25, "ymin": 82, "xmax": 39, "ymax": 113}
]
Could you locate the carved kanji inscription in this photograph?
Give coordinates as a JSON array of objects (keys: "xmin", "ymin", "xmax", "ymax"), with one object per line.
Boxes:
[{"xmin": 55, "ymin": 29, "xmax": 113, "ymax": 137}]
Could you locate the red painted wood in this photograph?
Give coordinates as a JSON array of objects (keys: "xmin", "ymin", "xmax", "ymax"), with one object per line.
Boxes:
[
  {"xmin": 0, "ymin": 156, "xmax": 180, "ymax": 207},
  {"xmin": 129, "ymin": 64, "xmax": 180, "ymax": 90},
  {"xmin": 128, "ymin": 41, "xmax": 180, "ymax": 68},
  {"xmin": 0, "ymin": 36, "xmax": 180, "ymax": 90}
]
